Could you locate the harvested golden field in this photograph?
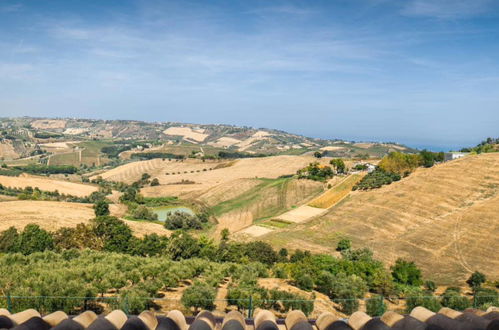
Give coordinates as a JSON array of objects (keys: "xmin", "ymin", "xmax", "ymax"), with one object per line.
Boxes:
[
  {"xmin": 308, "ymin": 174, "xmax": 364, "ymax": 208},
  {"xmin": 0, "ymin": 174, "xmax": 97, "ymax": 197},
  {"xmin": 261, "ymin": 154, "xmax": 499, "ymax": 283},
  {"xmin": 133, "ymin": 155, "xmax": 330, "ymax": 197},
  {"xmin": 31, "ymin": 119, "xmax": 66, "ymax": 129},
  {"xmin": 0, "ymin": 200, "xmax": 169, "ymax": 237}
]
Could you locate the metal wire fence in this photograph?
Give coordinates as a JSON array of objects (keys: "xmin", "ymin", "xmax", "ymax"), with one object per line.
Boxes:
[{"xmin": 0, "ymin": 294, "xmax": 496, "ymax": 317}]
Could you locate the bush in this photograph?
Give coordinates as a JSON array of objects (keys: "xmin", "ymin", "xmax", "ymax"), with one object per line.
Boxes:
[
  {"xmin": 378, "ymin": 152, "xmax": 422, "ymax": 176},
  {"xmin": 294, "ymin": 273, "xmax": 314, "ymax": 291},
  {"xmin": 94, "ymin": 200, "xmax": 110, "ymax": 216},
  {"xmin": 181, "ymin": 281, "xmax": 216, "ymax": 312},
  {"xmin": 150, "ymin": 178, "xmax": 160, "ymax": 186},
  {"xmin": 131, "ymin": 206, "xmax": 158, "ymax": 221},
  {"xmin": 17, "ymin": 224, "xmax": 54, "ymax": 255},
  {"xmin": 92, "ymin": 216, "xmax": 133, "ymax": 253},
  {"xmin": 336, "ymin": 238, "xmax": 352, "ymax": 251},
  {"xmin": 297, "ymin": 162, "xmax": 334, "ymax": 182},
  {"xmin": 353, "ymin": 168, "xmax": 401, "ymax": 190},
  {"xmin": 424, "ymin": 280, "xmax": 436, "ymax": 293},
  {"xmin": 474, "ymin": 288, "xmax": 498, "ymax": 309},
  {"xmin": 440, "ymin": 288, "xmax": 471, "ymax": 310},
  {"xmin": 0, "ymin": 226, "xmax": 20, "ymax": 253},
  {"xmin": 466, "ymin": 271, "xmax": 486, "ymax": 292},
  {"xmin": 164, "ymin": 212, "xmax": 202, "ymax": 230},
  {"xmin": 366, "ymin": 295, "xmax": 386, "ymax": 316},
  {"xmin": 406, "ymin": 293, "xmax": 442, "ymax": 313},
  {"xmin": 391, "ymin": 259, "xmax": 422, "ymax": 286}
]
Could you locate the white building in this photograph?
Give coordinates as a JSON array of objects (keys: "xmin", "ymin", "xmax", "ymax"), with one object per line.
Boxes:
[{"xmin": 444, "ymin": 152, "xmax": 468, "ymax": 161}]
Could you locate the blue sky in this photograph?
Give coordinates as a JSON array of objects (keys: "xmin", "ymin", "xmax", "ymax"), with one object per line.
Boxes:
[{"xmin": 1, "ymin": 0, "xmax": 499, "ymax": 150}]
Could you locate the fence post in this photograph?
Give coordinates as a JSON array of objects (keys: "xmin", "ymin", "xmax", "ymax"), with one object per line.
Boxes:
[
  {"xmin": 6, "ymin": 293, "xmax": 12, "ymax": 313},
  {"xmin": 248, "ymin": 296, "xmax": 253, "ymax": 319},
  {"xmin": 124, "ymin": 296, "xmax": 129, "ymax": 316}
]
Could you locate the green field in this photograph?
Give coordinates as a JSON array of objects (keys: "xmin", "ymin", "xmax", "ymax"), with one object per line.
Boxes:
[
  {"xmin": 211, "ymin": 177, "xmax": 292, "ymax": 217},
  {"xmin": 48, "ymin": 141, "xmax": 112, "ymax": 167}
]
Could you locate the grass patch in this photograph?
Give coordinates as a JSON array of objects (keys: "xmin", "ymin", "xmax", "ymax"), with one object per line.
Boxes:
[
  {"xmin": 260, "ymin": 219, "xmax": 292, "ymax": 229},
  {"xmin": 211, "ymin": 177, "xmax": 292, "ymax": 216}
]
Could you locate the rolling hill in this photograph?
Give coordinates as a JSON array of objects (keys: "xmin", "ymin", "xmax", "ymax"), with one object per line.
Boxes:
[
  {"xmin": 0, "ymin": 117, "xmax": 417, "ymax": 159},
  {"xmin": 259, "ymin": 153, "xmax": 499, "ymax": 283}
]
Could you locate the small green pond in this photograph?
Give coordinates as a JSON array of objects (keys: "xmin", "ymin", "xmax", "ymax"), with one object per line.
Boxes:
[{"xmin": 152, "ymin": 206, "xmax": 195, "ymax": 221}]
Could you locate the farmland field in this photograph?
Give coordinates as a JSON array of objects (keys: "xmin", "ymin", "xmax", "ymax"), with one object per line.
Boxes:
[
  {"xmin": 261, "ymin": 153, "xmax": 499, "ymax": 283},
  {"xmin": 0, "ymin": 174, "xmax": 97, "ymax": 197},
  {"xmin": 0, "ymin": 200, "xmax": 169, "ymax": 237}
]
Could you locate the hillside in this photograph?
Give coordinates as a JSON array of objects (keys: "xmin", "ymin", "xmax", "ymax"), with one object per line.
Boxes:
[
  {"xmin": 259, "ymin": 153, "xmax": 499, "ymax": 283},
  {"xmin": 0, "ymin": 117, "xmax": 416, "ymax": 160}
]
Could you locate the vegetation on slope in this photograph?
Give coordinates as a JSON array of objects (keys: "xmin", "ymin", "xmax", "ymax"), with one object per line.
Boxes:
[
  {"xmin": 261, "ymin": 153, "xmax": 499, "ymax": 283},
  {"xmin": 2, "ymin": 217, "xmax": 496, "ymax": 315},
  {"xmin": 461, "ymin": 137, "xmax": 499, "ymax": 154}
]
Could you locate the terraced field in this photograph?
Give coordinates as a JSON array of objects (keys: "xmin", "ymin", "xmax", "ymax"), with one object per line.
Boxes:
[
  {"xmin": 98, "ymin": 155, "xmax": 332, "ymax": 197},
  {"xmin": 214, "ymin": 177, "xmax": 323, "ymax": 235},
  {"xmin": 261, "ymin": 154, "xmax": 499, "ymax": 283}
]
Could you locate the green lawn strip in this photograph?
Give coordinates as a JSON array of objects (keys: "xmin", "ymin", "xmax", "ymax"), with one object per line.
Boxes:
[{"xmin": 211, "ymin": 177, "xmax": 291, "ymax": 216}]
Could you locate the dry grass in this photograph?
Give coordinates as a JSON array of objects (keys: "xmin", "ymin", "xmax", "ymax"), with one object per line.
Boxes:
[
  {"xmin": 163, "ymin": 127, "xmax": 208, "ymax": 142},
  {"xmin": 99, "ymin": 155, "xmax": 332, "ymax": 196},
  {"xmin": 308, "ymin": 174, "xmax": 364, "ymax": 208},
  {"xmin": 0, "ymin": 174, "xmax": 97, "ymax": 197},
  {"xmin": 0, "ymin": 200, "xmax": 169, "ymax": 237},
  {"xmin": 275, "ymin": 205, "xmax": 326, "ymax": 223},
  {"xmin": 237, "ymin": 225, "xmax": 274, "ymax": 237},
  {"xmin": 262, "ymin": 154, "xmax": 499, "ymax": 284},
  {"xmin": 31, "ymin": 119, "xmax": 66, "ymax": 129}
]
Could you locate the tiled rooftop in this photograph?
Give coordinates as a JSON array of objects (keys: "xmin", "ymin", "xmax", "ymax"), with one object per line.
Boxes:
[{"xmin": 0, "ymin": 306, "xmax": 497, "ymax": 330}]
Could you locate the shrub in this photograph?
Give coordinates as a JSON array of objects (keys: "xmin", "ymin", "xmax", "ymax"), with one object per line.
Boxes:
[
  {"xmin": 164, "ymin": 212, "xmax": 202, "ymax": 230},
  {"xmin": 406, "ymin": 294, "xmax": 442, "ymax": 313},
  {"xmin": 131, "ymin": 206, "xmax": 158, "ymax": 221},
  {"xmin": 94, "ymin": 200, "xmax": 110, "ymax": 216},
  {"xmin": 474, "ymin": 288, "xmax": 498, "ymax": 309},
  {"xmin": 17, "ymin": 224, "xmax": 54, "ymax": 255},
  {"xmin": 391, "ymin": 259, "xmax": 422, "ymax": 286},
  {"xmin": 294, "ymin": 273, "xmax": 314, "ymax": 291},
  {"xmin": 366, "ymin": 295, "xmax": 386, "ymax": 316},
  {"xmin": 353, "ymin": 168, "xmax": 401, "ymax": 190},
  {"xmin": 378, "ymin": 152, "xmax": 422, "ymax": 176},
  {"xmin": 466, "ymin": 271, "xmax": 486, "ymax": 292},
  {"xmin": 181, "ymin": 281, "xmax": 216, "ymax": 312},
  {"xmin": 424, "ymin": 280, "xmax": 436, "ymax": 293},
  {"xmin": 0, "ymin": 226, "xmax": 20, "ymax": 253},
  {"xmin": 150, "ymin": 178, "xmax": 160, "ymax": 186},
  {"xmin": 440, "ymin": 288, "xmax": 471, "ymax": 310},
  {"xmin": 297, "ymin": 162, "xmax": 334, "ymax": 182},
  {"xmin": 336, "ymin": 238, "xmax": 352, "ymax": 251},
  {"xmin": 92, "ymin": 216, "xmax": 133, "ymax": 253}
]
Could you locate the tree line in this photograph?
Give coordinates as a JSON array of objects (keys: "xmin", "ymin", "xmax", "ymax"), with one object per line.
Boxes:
[{"xmin": 0, "ymin": 219, "xmax": 496, "ymax": 316}]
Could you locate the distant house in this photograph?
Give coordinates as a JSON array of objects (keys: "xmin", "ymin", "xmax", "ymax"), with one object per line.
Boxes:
[
  {"xmin": 366, "ymin": 163, "xmax": 376, "ymax": 173},
  {"xmin": 444, "ymin": 152, "xmax": 468, "ymax": 161},
  {"xmin": 353, "ymin": 162, "xmax": 376, "ymax": 173}
]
